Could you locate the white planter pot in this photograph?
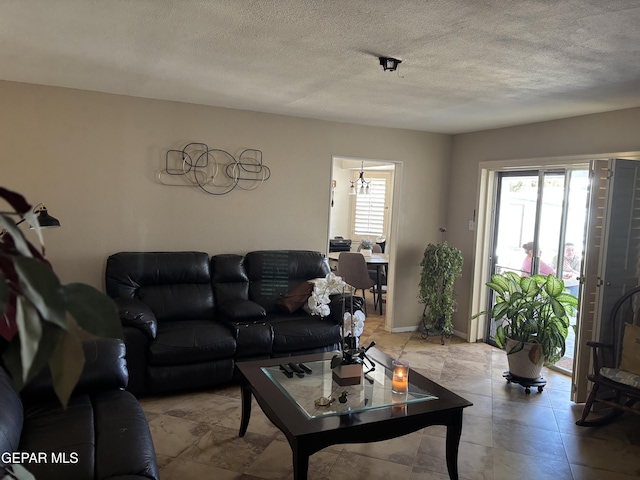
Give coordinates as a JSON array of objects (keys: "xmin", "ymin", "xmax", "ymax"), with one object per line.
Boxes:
[
  {"xmin": 360, "ymin": 249, "xmax": 372, "ymax": 257},
  {"xmin": 505, "ymin": 338, "xmax": 544, "ymax": 379}
]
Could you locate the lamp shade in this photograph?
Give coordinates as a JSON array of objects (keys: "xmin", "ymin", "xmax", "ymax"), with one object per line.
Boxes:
[{"xmin": 32, "ymin": 208, "xmax": 61, "ymax": 228}]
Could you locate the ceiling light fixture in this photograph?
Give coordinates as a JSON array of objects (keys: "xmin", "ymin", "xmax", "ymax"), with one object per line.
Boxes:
[
  {"xmin": 379, "ymin": 57, "xmax": 402, "ymax": 72},
  {"xmin": 349, "ymin": 162, "xmax": 371, "ymax": 196}
]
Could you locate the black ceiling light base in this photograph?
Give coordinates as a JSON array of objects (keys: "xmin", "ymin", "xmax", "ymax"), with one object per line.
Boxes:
[{"xmin": 379, "ymin": 57, "xmax": 402, "ymax": 72}]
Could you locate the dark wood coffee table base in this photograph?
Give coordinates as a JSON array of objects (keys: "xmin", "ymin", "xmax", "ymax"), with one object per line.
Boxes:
[{"xmin": 237, "ymin": 349, "xmax": 471, "ymax": 480}]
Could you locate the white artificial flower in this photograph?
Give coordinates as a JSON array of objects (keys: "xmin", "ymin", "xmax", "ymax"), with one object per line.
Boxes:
[
  {"xmin": 352, "ymin": 310, "xmax": 365, "ymax": 337},
  {"xmin": 308, "ymin": 272, "xmax": 348, "ymax": 317},
  {"xmin": 343, "ymin": 309, "xmax": 366, "ymax": 338}
]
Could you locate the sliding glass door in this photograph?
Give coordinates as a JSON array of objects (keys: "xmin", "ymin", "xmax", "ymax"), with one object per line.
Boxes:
[{"xmin": 487, "ymin": 169, "xmax": 589, "ymax": 372}]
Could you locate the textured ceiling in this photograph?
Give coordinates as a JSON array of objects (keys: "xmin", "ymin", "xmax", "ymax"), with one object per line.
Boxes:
[{"xmin": 2, "ymin": 0, "xmax": 640, "ymax": 134}]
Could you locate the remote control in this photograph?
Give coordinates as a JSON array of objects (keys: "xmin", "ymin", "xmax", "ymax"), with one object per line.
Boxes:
[
  {"xmin": 279, "ymin": 364, "xmax": 294, "ymax": 378},
  {"xmin": 298, "ymin": 363, "xmax": 312, "ymax": 374},
  {"xmin": 287, "ymin": 362, "xmax": 305, "ymax": 377},
  {"xmin": 288, "ymin": 362, "xmax": 304, "ymax": 374}
]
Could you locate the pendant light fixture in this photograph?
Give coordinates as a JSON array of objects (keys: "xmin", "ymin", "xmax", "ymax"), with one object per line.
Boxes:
[{"xmin": 349, "ymin": 161, "xmax": 371, "ymax": 196}]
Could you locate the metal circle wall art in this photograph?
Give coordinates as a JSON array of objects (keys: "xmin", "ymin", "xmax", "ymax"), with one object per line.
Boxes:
[{"xmin": 157, "ymin": 142, "xmax": 271, "ymax": 195}]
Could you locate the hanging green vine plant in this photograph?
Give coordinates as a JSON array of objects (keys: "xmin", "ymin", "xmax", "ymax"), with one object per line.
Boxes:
[{"xmin": 418, "ymin": 240, "xmax": 464, "ymax": 339}]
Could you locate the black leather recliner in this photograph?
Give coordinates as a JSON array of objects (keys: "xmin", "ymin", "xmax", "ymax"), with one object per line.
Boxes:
[
  {"xmin": 0, "ymin": 338, "xmax": 159, "ymax": 480},
  {"xmin": 106, "ymin": 251, "xmax": 236, "ymax": 395},
  {"xmin": 106, "ymin": 250, "xmax": 362, "ymax": 396}
]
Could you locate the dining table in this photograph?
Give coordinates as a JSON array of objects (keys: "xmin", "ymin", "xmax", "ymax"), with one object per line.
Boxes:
[{"xmin": 327, "ymin": 251, "xmax": 389, "ymax": 315}]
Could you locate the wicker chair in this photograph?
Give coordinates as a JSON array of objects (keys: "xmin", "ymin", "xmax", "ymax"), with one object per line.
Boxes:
[{"xmin": 576, "ymin": 285, "xmax": 640, "ymax": 426}]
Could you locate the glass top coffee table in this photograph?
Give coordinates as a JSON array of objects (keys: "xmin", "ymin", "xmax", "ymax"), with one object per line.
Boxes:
[{"xmin": 237, "ymin": 347, "xmax": 472, "ymax": 480}]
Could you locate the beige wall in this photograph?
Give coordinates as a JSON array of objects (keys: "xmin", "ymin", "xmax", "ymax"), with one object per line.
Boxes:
[
  {"xmin": 447, "ymin": 107, "xmax": 640, "ymax": 337},
  {"xmin": 328, "ymin": 159, "xmax": 353, "ymax": 240},
  {"xmin": 1, "ymin": 80, "xmax": 452, "ymax": 331}
]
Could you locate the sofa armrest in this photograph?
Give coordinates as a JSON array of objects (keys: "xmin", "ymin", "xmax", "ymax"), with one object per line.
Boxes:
[
  {"xmin": 115, "ymin": 297, "xmax": 158, "ymax": 340},
  {"xmin": 217, "ymin": 299, "xmax": 267, "ymax": 323},
  {"xmin": 21, "ymin": 338, "xmax": 129, "ymax": 402}
]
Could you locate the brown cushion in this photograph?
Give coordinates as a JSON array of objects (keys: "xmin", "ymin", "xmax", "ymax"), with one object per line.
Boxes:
[
  {"xmin": 277, "ymin": 281, "xmax": 313, "ymax": 314},
  {"xmin": 620, "ymin": 323, "xmax": 640, "ymax": 375}
]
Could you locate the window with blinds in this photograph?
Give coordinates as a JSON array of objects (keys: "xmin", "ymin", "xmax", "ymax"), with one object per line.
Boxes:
[{"xmin": 352, "ymin": 174, "xmax": 389, "ymax": 237}]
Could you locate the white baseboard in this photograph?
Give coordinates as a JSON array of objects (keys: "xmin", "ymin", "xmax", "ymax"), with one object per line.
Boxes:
[{"xmin": 388, "ymin": 325, "xmax": 469, "ymax": 342}]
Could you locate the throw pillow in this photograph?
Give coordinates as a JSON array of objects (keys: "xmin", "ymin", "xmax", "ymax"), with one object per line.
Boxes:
[
  {"xmin": 620, "ymin": 323, "xmax": 640, "ymax": 375},
  {"xmin": 277, "ymin": 281, "xmax": 314, "ymax": 314}
]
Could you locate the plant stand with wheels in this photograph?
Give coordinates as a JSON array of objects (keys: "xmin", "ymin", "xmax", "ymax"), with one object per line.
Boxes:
[{"xmin": 503, "ymin": 371, "xmax": 546, "ymax": 394}]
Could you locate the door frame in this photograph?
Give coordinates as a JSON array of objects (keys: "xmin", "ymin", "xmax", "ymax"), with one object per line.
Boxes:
[
  {"xmin": 471, "ymin": 156, "xmax": 594, "ymax": 343},
  {"xmin": 470, "ymin": 153, "xmax": 640, "ymax": 400},
  {"xmin": 484, "ymin": 168, "xmax": 587, "ymax": 346},
  {"xmin": 328, "ymin": 156, "xmax": 401, "ymax": 332}
]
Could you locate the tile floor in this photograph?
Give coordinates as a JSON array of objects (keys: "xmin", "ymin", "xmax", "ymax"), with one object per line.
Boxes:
[{"xmin": 139, "ymin": 301, "xmax": 640, "ymax": 480}]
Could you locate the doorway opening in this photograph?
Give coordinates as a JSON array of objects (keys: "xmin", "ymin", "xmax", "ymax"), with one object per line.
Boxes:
[{"xmin": 328, "ymin": 157, "xmax": 397, "ymax": 325}]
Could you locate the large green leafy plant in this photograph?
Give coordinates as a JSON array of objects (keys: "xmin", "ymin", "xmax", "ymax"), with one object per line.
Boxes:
[
  {"xmin": 0, "ymin": 187, "xmax": 122, "ymax": 407},
  {"xmin": 418, "ymin": 241, "xmax": 464, "ymax": 337},
  {"xmin": 485, "ymin": 271, "xmax": 577, "ymax": 365}
]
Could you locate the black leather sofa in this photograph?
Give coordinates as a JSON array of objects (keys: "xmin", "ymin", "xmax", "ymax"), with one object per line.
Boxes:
[
  {"xmin": 105, "ymin": 250, "xmax": 361, "ymax": 395},
  {"xmin": 0, "ymin": 338, "xmax": 159, "ymax": 480}
]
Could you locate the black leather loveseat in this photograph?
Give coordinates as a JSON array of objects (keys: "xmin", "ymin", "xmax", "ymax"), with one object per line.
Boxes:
[
  {"xmin": 105, "ymin": 250, "xmax": 361, "ymax": 395},
  {"xmin": 0, "ymin": 338, "xmax": 159, "ymax": 480}
]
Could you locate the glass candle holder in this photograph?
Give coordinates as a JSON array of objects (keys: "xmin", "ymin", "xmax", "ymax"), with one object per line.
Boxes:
[
  {"xmin": 391, "ymin": 401, "xmax": 407, "ymax": 417},
  {"xmin": 392, "ymin": 360, "xmax": 409, "ymax": 394}
]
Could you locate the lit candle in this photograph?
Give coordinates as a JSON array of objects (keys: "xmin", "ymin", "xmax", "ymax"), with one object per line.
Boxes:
[
  {"xmin": 391, "ymin": 402, "xmax": 407, "ymax": 417},
  {"xmin": 392, "ymin": 360, "xmax": 409, "ymax": 394}
]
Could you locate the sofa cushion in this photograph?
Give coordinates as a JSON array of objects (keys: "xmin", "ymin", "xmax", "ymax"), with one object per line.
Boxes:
[
  {"xmin": 139, "ymin": 284, "xmax": 215, "ymax": 323},
  {"xmin": 149, "ymin": 320, "xmax": 236, "ymax": 366},
  {"xmin": 269, "ymin": 313, "xmax": 342, "ymax": 353},
  {"xmin": 600, "ymin": 367, "xmax": 640, "ymax": 388},
  {"xmin": 147, "ymin": 358, "xmax": 235, "ymax": 393},
  {"xmin": 94, "ymin": 390, "xmax": 159, "ymax": 479},
  {"xmin": 0, "ymin": 367, "xmax": 23, "ymax": 457},
  {"xmin": 233, "ymin": 321, "xmax": 274, "ymax": 358},
  {"xmin": 19, "ymin": 389, "xmax": 159, "ymax": 480},
  {"xmin": 21, "ymin": 338, "xmax": 129, "ymax": 403},
  {"xmin": 244, "ymin": 250, "xmax": 330, "ymax": 313},
  {"xmin": 19, "ymin": 394, "xmax": 96, "ymax": 480},
  {"xmin": 106, "ymin": 251, "xmax": 215, "ymax": 322}
]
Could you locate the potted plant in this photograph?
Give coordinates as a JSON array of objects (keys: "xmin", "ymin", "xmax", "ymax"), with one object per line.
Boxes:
[
  {"xmin": 480, "ymin": 271, "xmax": 578, "ymax": 379},
  {"xmin": 359, "ymin": 238, "xmax": 374, "ymax": 256},
  {"xmin": 0, "ymin": 187, "xmax": 122, "ymax": 408},
  {"xmin": 418, "ymin": 241, "xmax": 464, "ymax": 343}
]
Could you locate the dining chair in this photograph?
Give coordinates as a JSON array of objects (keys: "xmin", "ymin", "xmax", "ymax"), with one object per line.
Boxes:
[
  {"xmin": 337, "ymin": 252, "xmax": 376, "ymax": 315},
  {"xmin": 357, "ymin": 244, "xmax": 387, "ymax": 294}
]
